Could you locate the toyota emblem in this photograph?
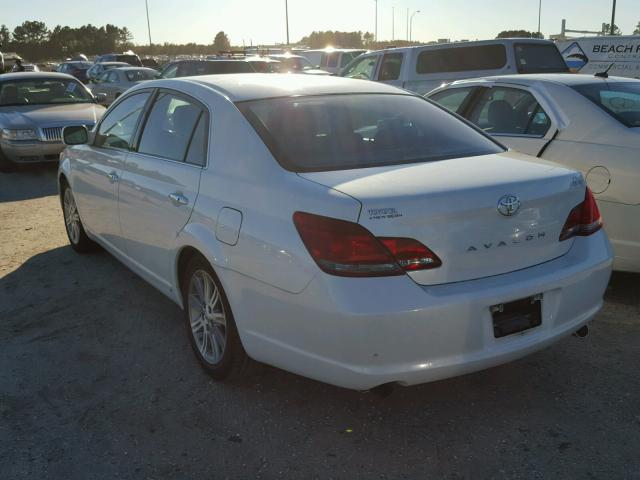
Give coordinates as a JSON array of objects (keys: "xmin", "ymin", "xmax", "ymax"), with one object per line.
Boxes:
[{"xmin": 497, "ymin": 194, "xmax": 521, "ymax": 217}]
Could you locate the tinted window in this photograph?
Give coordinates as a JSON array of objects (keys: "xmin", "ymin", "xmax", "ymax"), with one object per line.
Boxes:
[
  {"xmin": 378, "ymin": 53, "xmax": 403, "ymax": 81},
  {"xmin": 138, "ymin": 93, "xmax": 203, "ymax": 161},
  {"xmin": 95, "ymin": 92, "xmax": 150, "ymax": 149},
  {"xmin": 342, "ymin": 55, "xmax": 379, "ymax": 79},
  {"xmin": 185, "ymin": 115, "xmax": 208, "ymax": 166},
  {"xmin": 429, "ymin": 87, "xmax": 475, "ymax": 114},
  {"xmin": 514, "ymin": 43, "xmax": 568, "ymax": 73},
  {"xmin": 416, "ymin": 45, "xmax": 507, "ymax": 74},
  {"xmin": 200, "ymin": 61, "xmax": 254, "ymax": 74},
  {"xmin": 238, "ymin": 94, "xmax": 503, "ymax": 172},
  {"xmin": 468, "ymin": 87, "xmax": 551, "ymax": 136},
  {"xmin": 572, "ymin": 82, "xmax": 640, "ymax": 127}
]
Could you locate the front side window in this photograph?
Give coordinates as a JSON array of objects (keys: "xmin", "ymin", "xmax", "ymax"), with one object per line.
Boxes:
[
  {"xmin": 238, "ymin": 93, "xmax": 504, "ymax": 172},
  {"xmin": 341, "ymin": 51, "xmax": 365, "ymax": 68},
  {"xmin": 429, "ymin": 87, "xmax": 475, "ymax": 115},
  {"xmin": 514, "ymin": 43, "xmax": 568, "ymax": 73},
  {"xmin": 0, "ymin": 78, "xmax": 93, "ymax": 106},
  {"xmin": 138, "ymin": 92, "xmax": 204, "ymax": 162},
  {"xmin": 378, "ymin": 53, "xmax": 404, "ymax": 81},
  {"xmin": 94, "ymin": 92, "xmax": 150, "ymax": 149},
  {"xmin": 467, "ymin": 87, "xmax": 551, "ymax": 136},
  {"xmin": 416, "ymin": 45, "xmax": 507, "ymax": 74},
  {"xmin": 342, "ymin": 55, "xmax": 379, "ymax": 80},
  {"xmin": 572, "ymin": 82, "xmax": 640, "ymax": 128}
]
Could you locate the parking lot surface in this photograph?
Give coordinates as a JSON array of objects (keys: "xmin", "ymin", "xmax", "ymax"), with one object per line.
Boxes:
[{"xmin": 1, "ymin": 166, "xmax": 639, "ymax": 479}]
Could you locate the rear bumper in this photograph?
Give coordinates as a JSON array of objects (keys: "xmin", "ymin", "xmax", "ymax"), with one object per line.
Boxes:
[
  {"xmin": 226, "ymin": 231, "xmax": 613, "ymax": 390},
  {"xmin": 1, "ymin": 139, "xmax": 64, "ymax": 163}
]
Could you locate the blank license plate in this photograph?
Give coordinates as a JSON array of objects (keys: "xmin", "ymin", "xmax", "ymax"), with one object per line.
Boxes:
[{"xmin": 491, "ymin": 295, "xmax": 542, "ymax": 338}]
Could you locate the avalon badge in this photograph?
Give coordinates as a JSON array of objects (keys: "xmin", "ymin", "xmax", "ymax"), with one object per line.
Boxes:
[{"xmin": 497, "ymin": 194, "xmax": 521, "ymax": 217}]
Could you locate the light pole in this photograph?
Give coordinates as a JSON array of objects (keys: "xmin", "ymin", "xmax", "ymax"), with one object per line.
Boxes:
[
  {"xmin": 610, "ymin": 0, "xmax": 617, "ymax": 35},
  {"xmin": 537, "ymin": 0, "xmax": 542, "ymax": 37},
  {"xmin": 406, "ymin": 8, "xmax": 409, "ymax": 41},
  {"xmin": 145, "ymin": 0, "xmax": 152, "ymax": 48},
  {"xmin": 392, "ymin": 6, "xmax": 394, "ymax": 42},
  {"xmin": 285, "ymin": 0, "xmax": 290, "ymax": 45},
  {"xmin": 409, "ymin": 10, "xmax": 420, "ymax": 42},
  {"xmin": 374, "ymin": 0, "xmax": 378, "ymax": 43}
]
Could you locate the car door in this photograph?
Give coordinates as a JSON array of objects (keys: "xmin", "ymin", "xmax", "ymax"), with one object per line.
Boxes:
[
  {"xmin": 465, "ymin": 85, "xmax": 555, "ymax": 156},
  {"xmin": 117, "ymin": 89, "xmax": 207, "ymax": 293},
  {"xmin": 376, "ymin": 52, "xmax": 405, "ymax": 88},
  {"xmin": 72, "ymin": 91, "xmax": 152, "ymax": 252}
]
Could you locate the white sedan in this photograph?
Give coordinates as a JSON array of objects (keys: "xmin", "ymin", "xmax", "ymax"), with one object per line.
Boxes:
[
  {"xmin": 58, "ymin": 74, "xmax": 612, "ymax": 390},
  {"xmin": 427, "ymin": 74, "xmax": 640, "ymax": 273}
]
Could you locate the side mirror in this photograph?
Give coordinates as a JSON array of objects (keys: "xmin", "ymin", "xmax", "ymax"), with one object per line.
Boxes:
[
  {"xmin": 94, "ymin": 92, "xmax": 107, "ymax": 103},
  {"xmin": 63, "ymin": 125, "xmax": 88, "ymax": 145}
]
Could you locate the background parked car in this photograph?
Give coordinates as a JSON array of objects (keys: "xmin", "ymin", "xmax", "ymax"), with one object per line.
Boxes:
[
  {"xmin": 427, "ymin": 73, "xmax": 640, "ymax": 272},
  {"xmin": 95, "ymin": 52, "xmax": 143, "ymax": 67},
  {"xmin": 300, "ymin": 48, "xmax": 366, "ymax": 74},
  {"xmin": 86, "ymin": 61, "xmax": 129, "ymax": 83},
  {"xmin": 55, "ymin": 61, "xmax": 92, "ymax": 83},
  {"xmin": 160, "ymin": 59, "xmax": 255, "ymax": 78},
  {"xmin": 341, "ymin": 39, "xmax": 568, "ymax": 94},
  {"xmin": 266, "ymin": 54, "xmax": 330, "ymax": 75},
  {"xmin": 0, "ymin": 72, "xmax": 105, "ymax": 171},
  {"xmin": 243, "ymin": 56, "xmax": 281, "ymax": 73},
  {"xmin": 89, "ymin": 67, "xmax": 161, "ymax": 105}
]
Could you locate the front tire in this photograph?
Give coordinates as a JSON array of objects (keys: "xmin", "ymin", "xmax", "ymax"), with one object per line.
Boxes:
[
  {"xmin": 182, "ymin": 255, "xmax": 252, "ymax": 380},
  {"xmin": 61, "ymin": 183, "xmax": 98, "ymax": 253}
]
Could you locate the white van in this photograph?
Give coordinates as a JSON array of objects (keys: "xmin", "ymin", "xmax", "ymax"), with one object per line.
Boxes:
[
  {"xmin": 557, "ymin": 35, "xmax": 640, "ymax": 79},
  {"xmin": 341, "ymin": 39, "xmax": 568, "ymax": 95},
  {"xmin": 300, "ymin": 48, "xmax": 367, "ymax": 74}
]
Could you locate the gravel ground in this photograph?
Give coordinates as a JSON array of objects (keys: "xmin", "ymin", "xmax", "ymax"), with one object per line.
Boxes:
[{"xmin": 1, "ymin": 165, "xmax": 639, "ymax": 480}]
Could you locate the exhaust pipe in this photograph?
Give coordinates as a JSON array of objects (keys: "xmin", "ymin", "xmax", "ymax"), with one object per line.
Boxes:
[{"xmin": 573, "ymin": 325, "xmax": 589, "ymax": 338}]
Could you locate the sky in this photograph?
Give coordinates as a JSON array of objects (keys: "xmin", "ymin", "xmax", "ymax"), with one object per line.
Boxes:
[{"xmin": 3, "ymin": 0, "xmax": 638, "ymax": 46}]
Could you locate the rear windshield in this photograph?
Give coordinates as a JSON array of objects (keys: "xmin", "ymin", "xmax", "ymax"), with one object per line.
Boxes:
[
  {"xmin": 0, "ymin": 78, "xmax": 93, "ymax": 106},
  {"xmin": 514, "ymin": 43, "xmax": 568, "ymax": 73},
  {"xmin": 238, "ymin": 94, "xmax": 504, "ymax": 172},
  {"xmin": 116, "ymin": 55, "xmax": 142, "ymax": 66},
  {"xmin": 416, "ymin": 45, "xmax": 506, "ymax": 74},
  {"xmin": 572, "ymin": 82, "xmax": 640, "ymax": 127}
]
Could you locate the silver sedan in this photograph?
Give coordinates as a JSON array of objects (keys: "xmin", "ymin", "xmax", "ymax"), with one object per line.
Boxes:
[
  {"xmin": 89, "ymin": 67, "xmax": 161, "ymax": 105},
  {"xmin": 0, "ymin": 72, "xmax": 105, "ymax": 171}
]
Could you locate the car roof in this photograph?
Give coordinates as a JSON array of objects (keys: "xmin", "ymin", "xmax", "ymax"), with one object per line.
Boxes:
[
  {"xmin": 114, "ymin": 66, "xmax": 156, "ymax": 71},
  {"xmin": 0, "ymin": 72, "xmax": 77, "ymax": 81},
  {"xmin": 370, "ymin": 38, "xmax": 555, "ymax": 54},
  {"xmin": 183, "ymin": 73, "xmax": 408, "ymax": 102},
  {"xmin": 99, "ymin": 61, "xmax": 130, "ymax": 66},
  {"xmin": 449, "ymin": 73, "xmax": 640, "ymax": 88}
]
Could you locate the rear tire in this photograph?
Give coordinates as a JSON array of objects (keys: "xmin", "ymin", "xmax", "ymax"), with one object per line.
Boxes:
[
  {"xmin": 182, "ymin": 255, "xmax": 254, "ymax": 381},
  {"xmin": 61, "ymin": 183, "xmax": 99, "ymax": 253}
]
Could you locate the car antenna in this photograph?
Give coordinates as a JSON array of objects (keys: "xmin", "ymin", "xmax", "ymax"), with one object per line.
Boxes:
[{"xmin": 594, "ymin": 63, "xmax": 615, "ymax": 79}]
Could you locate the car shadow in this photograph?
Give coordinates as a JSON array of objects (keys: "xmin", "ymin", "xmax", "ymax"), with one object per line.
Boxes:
[{"xmin": 0, "ymin": 162, "xmax": 59, "ymax": 202}]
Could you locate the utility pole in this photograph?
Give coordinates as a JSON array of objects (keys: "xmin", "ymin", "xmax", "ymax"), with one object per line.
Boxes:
[
  {"xmin": 409, "ymin": 10, "xmax": 420, "ymax": 42},
  {"xmin": 406, "ymin": 8, "xmax": 409, "ymax": 41},
  {"xmin": 537, "ymin": 0, "xmax": 542, "ymax": 37},
  {"xmin": 392, "ymin": 6, "xmax": 394, "ymax": 41},
  {"xmin": 374, "ymin": 0, "xmax": 378, "ymax": 43},
  {"xmin": 145, "ymin": 0, "xmax": 152, "ymax": 48},
  {"xmin": 610, "ymin": 0, "xmax": 617, "ymax": 35},
  {"xmin": 285, "ymin": 0, "xmax": 290, "ymax": 45}
]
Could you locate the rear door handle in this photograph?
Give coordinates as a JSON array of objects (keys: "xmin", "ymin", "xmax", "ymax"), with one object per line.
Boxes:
[
  {"xmin": 107, "ymin": 171, "xmax": 119, "ymax": 183},
  {"xmin": 169, "ymin": 192, "xmax": 189, "ymax": 206}
]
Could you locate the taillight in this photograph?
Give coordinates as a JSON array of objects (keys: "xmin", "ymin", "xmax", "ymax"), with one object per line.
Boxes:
[
  {"xmin": 559, "ymin": 187, "xmax": 603, "ymax": 241},
  {"xmin": 293, "ymin": 212, "xmax": 441, "ymax": 277}
]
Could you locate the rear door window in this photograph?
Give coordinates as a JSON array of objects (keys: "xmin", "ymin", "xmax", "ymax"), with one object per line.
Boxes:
[
  {"xmin": 137, "ymin": 92, "xmax": 204, "ymax": 162},
  {"xmin": 467, "ymin": 86, "xmax": 551, "ymax": 136},
  {"xmin": 95, "ymin": 92, "xmax": 150, "ymax": 149},
  {"xmin": 416, "ymin": 45, "xmax": 507, "ymax": 74},
  {"xmin": 378, "ymin": 53, "xmax": 404, "ymax": 81},
  {"xmin": 429, "ymin": 87, "xmax": 476, "ymax": 115},
  {"xmin": 514, "ymin": 43, "xmax": 568, "ymax": 73}
]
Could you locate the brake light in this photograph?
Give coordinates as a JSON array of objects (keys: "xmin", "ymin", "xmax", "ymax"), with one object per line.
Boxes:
[
  {"xmin": 559, "ymin": 187, "xmax": 603, "ymax": 241},
  {"xmin": 293, "ymin": 212, "xmax": 441, "ymax": 277}
]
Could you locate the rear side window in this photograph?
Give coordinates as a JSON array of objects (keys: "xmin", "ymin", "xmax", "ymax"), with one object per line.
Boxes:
[
  {"xmin": 572, "ymin": 82, "xmax": 640, "ymax": 127},
  {"xmin": 326, "ymin": 52, "xmax": 339, "ymax": 68},
  {"xmin": 378, "ymin": 53, "xmax": 403, "ymax": 81},
  {"xmin": 185, "ymin": 115, "xmax": 208, "ymax": 166},
  {"xmin": 416, "ymin": 45, "xmax": 507, "ymax": 74},
  {"xmin": 95, "ymin": 92, "xmax": 150, "ymax": 149},
  {"xmin": 429, "ymin": 87, "xmax": 475, "ymax": 114},
  {"xmin": 138, "ymin": 92, "xmax": 204, "ymax": 162},
  {"xmin": 514, "ymin": 43, "xmax": 568, "ymax": 73},
  {"xmin": 238, "ymin": 94, "xmax": 503, "ymax": 172},
  {"xmin": 468, "ymin": 87, "xmax": 551, "ymax": 136}
]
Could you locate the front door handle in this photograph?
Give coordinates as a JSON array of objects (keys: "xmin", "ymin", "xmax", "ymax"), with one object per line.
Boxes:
[
  {"xmin": 168, "ymin": 192, "xmax": 189, "ymax": 206},
  {"xmin": 107, "ymin": 171, "xmax": 119, "ymax": 183}
]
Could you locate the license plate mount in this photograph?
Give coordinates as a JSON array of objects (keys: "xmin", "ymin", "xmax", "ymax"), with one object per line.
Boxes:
[{"xmin": 491, "ymin": 294, "xmax": 542, "ymax": 338}]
